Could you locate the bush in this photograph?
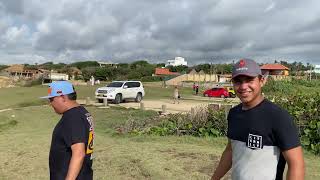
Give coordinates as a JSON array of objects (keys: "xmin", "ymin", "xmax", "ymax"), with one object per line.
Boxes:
[
  {"xmin": 122, "ymin": 105, "xmax": 228, "ymax": 137},
  {"xmin": 263, "ymin": 78, "xmax": 294, "ymax": 95},
  {"xmin": 140, "ymin": 76, "xmax": 162, "ymax": 82},
  {"xmin": 274, "ymin": 93, "xmax": 320, "ymax": 155},
  {"xmin": 20, "ymin": 78, "xmax": 43, "ymax": 87}
]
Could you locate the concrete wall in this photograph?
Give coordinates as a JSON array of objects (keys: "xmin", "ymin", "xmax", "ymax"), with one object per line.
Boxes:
[{"xmin": 166, "ymin": 73, "xmax": 221, "ymax": 86}]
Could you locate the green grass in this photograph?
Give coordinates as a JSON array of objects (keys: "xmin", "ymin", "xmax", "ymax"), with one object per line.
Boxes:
[
  {"xmin": 0, "ymin": 83, "xmax": 201, "ymax": 109},
  {"xmin": 0, "ymin": 106, "xmax": 319, "ymax": 179},
  {"xmin": 0, "ymin": 83, "xmax": 319, "ymax": 179},
  {"xmin": 0, "ymin": 86, "xmax": 47, "ymax": 109},
  {"xmin": 0, "ymin": 106, "xmax": 230, "ymax": 180}
]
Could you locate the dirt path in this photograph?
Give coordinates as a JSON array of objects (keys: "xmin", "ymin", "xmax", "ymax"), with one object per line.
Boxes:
[
  {"xmin": 108, "ymin": 99, "xmax": 212, "ymax": 113},
  {"xmin": 80, "ymin": 96, "xmax": 240, "ymax": 114}
]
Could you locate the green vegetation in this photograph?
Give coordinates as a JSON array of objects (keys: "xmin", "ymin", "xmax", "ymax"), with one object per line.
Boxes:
[
  {"xmin": 123, "ymin": 107, "xmax": 227, "ymax": 137},
  {"xmin": 264, "ymin": 79, "xmax": 320, "ymax": 154},
  {"xmin": 0, "ymin": 105, "xmax": 232, "ymax": 180},
  {"xmin": 0, "ymin": 64, "xmax": 9, "ymax": 71},
  {"xmin": 0, "ymin": 82, "xmax": 319, "ymax": 179},
  {"xmin": 273, "ymin": 93, "xmax": 320, "ymax": 154}
]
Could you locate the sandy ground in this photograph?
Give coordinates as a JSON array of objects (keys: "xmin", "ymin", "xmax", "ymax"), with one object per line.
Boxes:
[
  {"xmin": 109, "ymin": 99, "xmax": 211, "ymax": 113},
  {"xmin": 77, "ymin": 95, "xmax": 240, "ymax": 114},
  {"xmin": 86, "ymin": 96, "xmax": 240, "ymax": 114}
]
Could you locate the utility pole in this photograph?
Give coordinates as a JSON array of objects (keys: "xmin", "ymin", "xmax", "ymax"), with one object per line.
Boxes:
[{"xmin": 309, "ymin": 65, "xmax": 312, "ymax": 81}]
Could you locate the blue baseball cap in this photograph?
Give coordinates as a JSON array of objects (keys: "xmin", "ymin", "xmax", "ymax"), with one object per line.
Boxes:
[{"xmin": 40, "ymin": 81, "xmax": 75, "ymax": 99}]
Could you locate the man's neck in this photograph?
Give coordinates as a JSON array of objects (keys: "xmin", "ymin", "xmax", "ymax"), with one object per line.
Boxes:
[
  {"xmin": 63, "ymin": 101, "xmax": 80, "ymax": 113},
  {"xmin": 242, "ymin": 95, "xmax": 264, "ymax": 110}
]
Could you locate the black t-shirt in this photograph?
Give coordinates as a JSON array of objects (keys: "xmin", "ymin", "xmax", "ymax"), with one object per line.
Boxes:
[
  {"xmin": 227, "ymin": 99, "xmax": 300, "ymax": 180},
  {"xmin": 49, "ymin": 106, "xmax": 94, "ymax": 180}
]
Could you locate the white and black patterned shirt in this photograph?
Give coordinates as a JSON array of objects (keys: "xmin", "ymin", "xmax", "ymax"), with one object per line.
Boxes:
[{"xmin": 227, "ymin": 99, "xmax": 300, "ymax": 180}]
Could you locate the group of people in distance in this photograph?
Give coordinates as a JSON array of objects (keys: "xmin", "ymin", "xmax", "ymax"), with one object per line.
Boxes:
[{"xmin": 42, "ymin": 58, "xmax": 304, "ymax": 180}]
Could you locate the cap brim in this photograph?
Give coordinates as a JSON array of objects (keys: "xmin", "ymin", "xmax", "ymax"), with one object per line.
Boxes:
[
  {"xmin": 40, "ymin": 95, "xmax": 55, "ymax": 99},
  {"xmin": 232, "ymin": 73, "xmax": 260, "ymax": 79}
]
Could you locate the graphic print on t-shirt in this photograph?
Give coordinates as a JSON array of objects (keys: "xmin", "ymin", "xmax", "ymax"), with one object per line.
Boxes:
[
  {"xmin": 247, "ymin": 133, "xmax": 263, "ymax": 149},
  {"xmin": 85, "ymin": 112, "xmax": 94, "ymax": 159}
]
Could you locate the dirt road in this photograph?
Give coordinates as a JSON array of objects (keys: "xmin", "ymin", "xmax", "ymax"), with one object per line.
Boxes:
[
  {"xmin": 108, "ymin": 99, "xmax": 230, "ymax": 113},
  {"xmin": 79, "ymin": 96, "xmax": 240, "ymax": 114}
]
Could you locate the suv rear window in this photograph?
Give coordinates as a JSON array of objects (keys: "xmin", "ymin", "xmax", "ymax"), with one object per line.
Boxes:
[
  {"xmin": 107, "ymin": 82, "xmax": 123, "ymax": 87},
  {"xmin": 124, "ymin": 82, "xmax": 141, "ymax": 88}
]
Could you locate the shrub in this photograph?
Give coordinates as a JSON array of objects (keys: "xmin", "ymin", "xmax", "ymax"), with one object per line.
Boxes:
[
  {"xmin": 274, "ymin": 93, "xmax": 320, "ymax": 155},
  {"xmin": 140, "ymin": 76, "xmax": 162, "ymax": 82},
  {"xmin": 20, "ymin": 78, "xmax": 43, "ymax": 87},
  {"xmin": 122, "ymin": 105, "xmax": 228, "ymax": 137}
]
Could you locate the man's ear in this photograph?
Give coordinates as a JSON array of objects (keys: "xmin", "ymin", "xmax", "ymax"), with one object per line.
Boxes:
[
  {"xmin": 61, "ymin": 95, "xmax": 68, "ymax": 102},
  {"xmin": 260, "ymin": 76, "xmax": 267, "ymax": 87}
]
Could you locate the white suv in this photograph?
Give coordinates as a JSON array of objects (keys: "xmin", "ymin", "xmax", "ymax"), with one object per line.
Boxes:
[{"xmin": 95, "ymin": 81, "xmax": 145, "ymax": 104}]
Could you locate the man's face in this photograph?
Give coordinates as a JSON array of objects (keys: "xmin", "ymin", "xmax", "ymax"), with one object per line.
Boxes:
[
  {"xmin": 232, "ymin": 75, "xmax": 264, "ymax": 104},
  {"xmin": 49, "ymin": 96, "xmax": 65, "ymax": 114}
]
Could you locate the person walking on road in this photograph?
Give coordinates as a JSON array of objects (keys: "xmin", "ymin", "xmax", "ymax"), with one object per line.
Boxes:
[
  {"xmin": 195, "ymin": 84, "xmax": 199, "ymax": 95},
  {"xmin": 211, "ymin": 58, "xmax": 304, "ymax": 180},
  {"xmin": 41, "ymin": 81, "xmax": 94, "ymax": 180},
  {"xmin": 193, "ymin": 82, "xmax": 196, "ymax": 94},
  {"xmin": 173, "ymin": 86, "xmax": 180, "ymax": 104}
]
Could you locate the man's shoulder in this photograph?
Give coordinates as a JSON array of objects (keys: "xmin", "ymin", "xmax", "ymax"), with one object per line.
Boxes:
[
  {"xmin": 262, "ymin": 99, "xmax": 289, "ymax": 115},
  {"xmin": 63, "ymin": 106, "xmax": 89, "ymax": 122},
  {"xmin": 229, "ymin": 99, "xmax": 290, "ymax": 116},
  {"xmin": 64, "ymin": 106, "xmax": 88, "ymax": 115},
  {"xmin": 230, "ymin": 103, "xmax": 241, "ymax": 113}
]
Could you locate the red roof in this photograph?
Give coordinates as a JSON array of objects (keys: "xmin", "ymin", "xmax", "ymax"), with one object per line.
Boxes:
[
  {"xmin": 260, "ymin": 64, "xmax": 289, "ymax": 70},
  {"xmin": 155, "ymin": 68, "xmax": 180, "ymax": 75}
]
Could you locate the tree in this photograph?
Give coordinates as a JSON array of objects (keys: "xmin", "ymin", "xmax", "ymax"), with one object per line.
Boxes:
[
  {"xmin": 69, "ymin": 61, "xmax": 99, "ymax": 70},
  {"xmin": 81, "ymin": 67, "xmax": 97, "ymax": 81},
  {"xmin": 118, "ymin": 63, "xmax": 129, "ymax": 68},
  {"xmin": 130, "ymin": 60, "xmax": 150, "ymax": 69},
  {"xmin": 127, "ymin": 71, "xmax": 142, "ymax": 80},
  {"xmin": 94, "ymin": 68, "xmax": 108, "ymax": 80},
  {"xmin": 39, "ymin": 62, "xmax": 66, "ymax": 70},
  {"xmin": 167, "ymin": 65, "xmax": 189, "ymax": 73},
  {"xmin": 156, "ymin": 63, "xmax": 165, "ymax": 67},
  {"xmin": 0, "ymin": 65, "xmax": 8, "ymax": 71}
]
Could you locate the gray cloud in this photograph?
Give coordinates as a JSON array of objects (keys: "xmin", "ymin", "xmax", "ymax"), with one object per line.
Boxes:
[{"xmin": 0, "ymin": 0, "xmax": 320, "ymax": 65}]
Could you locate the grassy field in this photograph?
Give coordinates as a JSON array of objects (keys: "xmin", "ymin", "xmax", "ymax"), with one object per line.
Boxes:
[
  {"xmin": 0, "ymin": 82, "xmax": 203, "ymax": 109},
  {"xmin": 0, "ymin": 83, "xmax": 319, "ymax": 179}
]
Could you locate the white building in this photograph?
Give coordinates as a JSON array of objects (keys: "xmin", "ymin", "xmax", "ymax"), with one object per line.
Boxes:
[
  {"xmin": 313, "ymin": 65, "xmax": 320, "ymax": 73},
  {"xmin": 165, "ymin": 57, "xmax": 187, "ymax": 67},
  {"xmin": 98, "ymin": 61, "xmax": 118, "ymax": 68},
  {"xmin": 49, "ymin": 72, "xmax": 69, "ymax": 81}
]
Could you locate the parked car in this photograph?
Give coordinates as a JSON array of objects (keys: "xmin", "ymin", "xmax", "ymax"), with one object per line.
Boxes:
[
  {"xmin": 225, "ymin": 86, "xmax": 236, "ymax": 98},
  {"xmin": 203, "ymin": 87, "xmax": 229, "ymax": 98},
  {"xmin": 95, "ymin": 81, "xmax": 145, "ymax": 104}
]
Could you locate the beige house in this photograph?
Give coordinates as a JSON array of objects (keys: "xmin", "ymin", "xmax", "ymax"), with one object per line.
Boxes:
[
  {"xmin": 260, "ymin": 64, "xmax": 290, "ymax": 76},
  {"xmin": 4, "ymin": 64, "xmax": 44, "ymax": 79}
]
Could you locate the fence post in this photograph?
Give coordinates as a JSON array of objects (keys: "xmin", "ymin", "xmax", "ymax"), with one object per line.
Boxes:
[
  {"xmin": 161, "ymin": 104, "xmax": 167, "ymax": 114},
  {"xmin": 190, "ymin": 107, "xmax": 195, "ymax": 118},
  {"xmin": 103, "ymin": 98, "xmax": 108, "ymax": 106},
  {"xmin": 86, "ymin": 97, "xmax": 91, "ymax": 105},
  {"xmin": 140, "ymin": 102, "xmax": 145, "ymax": 110},
  {"xmin": 224, "ymin": 105, "xmax": 232, "ymax": 119}
]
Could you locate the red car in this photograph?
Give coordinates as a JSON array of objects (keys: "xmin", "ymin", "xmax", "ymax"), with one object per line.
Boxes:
[{"xmin": 203, "ymin": 87, "xmax": 229, "ymax": 98}]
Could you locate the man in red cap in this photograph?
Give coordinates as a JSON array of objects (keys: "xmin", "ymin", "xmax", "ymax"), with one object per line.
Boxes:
[{"xmin": 211, "ymin": 59, "xmax": 304, "ymax": 180}]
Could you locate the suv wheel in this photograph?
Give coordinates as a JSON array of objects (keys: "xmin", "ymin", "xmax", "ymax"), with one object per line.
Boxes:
[
  {"xmin": 220, "ymin": 95, "xmax": 225, "ymax": 98},
  {"xmin": 114, "ymin": 94, "xmax": 122, "ymax": 104},
  {"xmin": 98, "ymin": 99, "xmax": 103, "ymax": 103},
  {"xmin": 135, "ymin": 93, "xmax": 142, "ymax": 102}
]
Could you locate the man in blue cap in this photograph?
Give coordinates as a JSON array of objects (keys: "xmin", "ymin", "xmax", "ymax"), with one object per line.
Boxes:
[
  {"xmin": 211, "ymin": 59, "xmax": 304, "ymax": 180},
  {"xmin": 41, "ymin": 81, "xmax": 94, "ymax": 180}
]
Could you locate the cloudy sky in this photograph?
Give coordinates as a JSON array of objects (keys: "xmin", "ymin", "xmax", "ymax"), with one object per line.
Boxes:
[{"xmin": 0, "ymin": 0, "xmax": 320, "ymax": 65}]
